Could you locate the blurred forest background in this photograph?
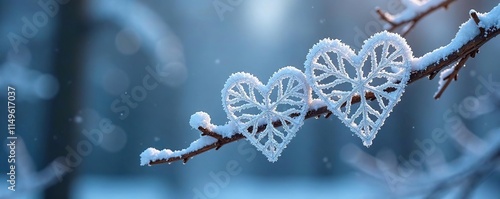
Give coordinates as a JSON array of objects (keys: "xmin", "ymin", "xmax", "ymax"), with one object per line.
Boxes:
[{"xmin": 0, "ymin": 0, "xmax": 499, "ymax": 198}]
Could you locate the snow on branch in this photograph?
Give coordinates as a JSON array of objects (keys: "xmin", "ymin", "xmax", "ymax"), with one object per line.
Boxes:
[
  {"xmin": 376, "ymin": 0, "xmax": 457, "ymax": 36},
  {"xmin": 141, "ymin": 4, "xmax": 500, "ymax": 166}
]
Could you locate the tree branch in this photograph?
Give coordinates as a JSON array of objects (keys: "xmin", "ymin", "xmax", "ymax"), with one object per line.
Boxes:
[
  {"xmin": 376, "ymin": 0, "xmax": 457, "ymax": 36},
  {"xmin": 433, "ymin": 56, "xmax": 469, "ymax": 99},
  {"xmin": 144, "ymin": 5, "xmax": 500, "ymax": 166}
]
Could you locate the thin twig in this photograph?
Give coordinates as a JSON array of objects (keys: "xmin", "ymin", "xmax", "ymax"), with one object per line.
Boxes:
[
  {"xmin": 434, "ymin": 56, "xmax": 469, "ymax": 99},
  {"xmin": 377, "ymin": 0, "xmax": 456, "ymax": 36},
  {"xmin": 470, "ymin": 10, "xmax": 486, "ymax": 34}
]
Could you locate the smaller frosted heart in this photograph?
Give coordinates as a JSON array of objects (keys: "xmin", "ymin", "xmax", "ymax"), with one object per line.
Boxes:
[
  {"xmin": 305, "ymin": 31, "xmax": 413, "ymax": 147},
  {"xmin": 222, "ymin": 67, "xmax": 310, "ymax": 162}
]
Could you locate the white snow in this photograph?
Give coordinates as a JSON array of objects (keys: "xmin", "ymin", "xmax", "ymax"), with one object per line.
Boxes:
[
  {"xmin": 305, "ymin": 31, "xmax": 412, "ymax": 147},
  {"xmin": 140, "ymin": 136, "xmax": 217, "ymax": 166},
  {"xmin": 189, "ymin": 111, "xmax": 214, "ymax": 130},
  {"xmin": 309, "ymin": 99, "xmax": 327, "ymax": 110},
  {"xmin": 140, "ymin": 111, "xmax": 238, "ymax": 166},
  {"xmin": 412, "ymin": 4, "xmax": 500, "ymax": 70},
  {"xmin": 189, "ymin": 112, "xmax": 238, "ymax": 138},
  {"xmin": 412, "ymin": 20, "xmax": 478, "ymax": 70},
  {"xmin": 140, "ymin": 148, "xmax": 172, "ymax": 166},
  {"xmin": 435, "ymin": 66, "xmax": 455, "ymax": 96},
  {"xmin": 214, "ymin": 122, "xmax": 238, "ymax": 137},
  {"xmin": 477, "ymin": 6, "xmax": 500, "ymax": 29},
  {"xmin": 385, "ymin": 0, "xmax": 449, "ymax": 24}
]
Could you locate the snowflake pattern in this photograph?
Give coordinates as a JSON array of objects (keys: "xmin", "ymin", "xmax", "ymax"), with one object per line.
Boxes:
[
  {"xmin": 305, "ymin": 31, "xmax": 413, "ymax": 147},
  {"xmin": 222, "ymin": 67, "xmax": 310, "ymax": 162}
]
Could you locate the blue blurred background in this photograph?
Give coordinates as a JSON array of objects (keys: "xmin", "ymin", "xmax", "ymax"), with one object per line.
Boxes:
[{"xmin": 0, "ymin": 0, "xmax": 499, "ymax": 198}]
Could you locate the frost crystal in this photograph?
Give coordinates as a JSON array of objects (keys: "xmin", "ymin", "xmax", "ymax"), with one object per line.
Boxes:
[
  {"xmin": 222, "ymin": 67, "xmax": 311, "ymax": 162},
  {"xmin": 305, "ymin": 31, "xmax": 413, "ymax": 147}
]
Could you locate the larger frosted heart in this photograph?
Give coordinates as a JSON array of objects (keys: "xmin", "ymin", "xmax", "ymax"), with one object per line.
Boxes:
[
  {"xmin": 305, "ymin": 31, "xmax": 413, "ymax": 147},
  {"xmin": 222, "ymin": 67, "xmax": 310, "ymax": 162}
]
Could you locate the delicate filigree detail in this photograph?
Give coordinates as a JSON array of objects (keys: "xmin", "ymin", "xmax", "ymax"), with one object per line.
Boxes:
[
  {"xmin": 222, "ymin": 67, "xmax": 310, "ymax": 162},
  {"xmin": 305, "ymin": 31, "xmax": 413, "ymax": 147}
]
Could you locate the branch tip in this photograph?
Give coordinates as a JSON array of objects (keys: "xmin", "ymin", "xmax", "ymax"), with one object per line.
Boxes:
[
  {"xmin": 470, "ymin": 10, "xmax": 486, "ymax": 33},
  {"xmin": 376, "ymin": 9, "xmax": 396, "ymax": 26},
  {"xmin": 380, "ymin": 0, "xmax": 457, "ymax": 35},
  {"xmin": 434, "ymin": 56, "xmax": 469, "ymax": 99},
  {"xmin": 470, "ymin": 10, "xmax": 480, "ymax": 25}
]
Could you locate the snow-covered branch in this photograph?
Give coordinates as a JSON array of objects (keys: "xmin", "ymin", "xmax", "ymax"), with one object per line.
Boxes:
[
  {"xmin": 376, "ymin": 0, "xmax": 457, "ymax": 36},
  {"xmin": 141, "ymin": 4, "xmax": 500, "ymax": 166}
]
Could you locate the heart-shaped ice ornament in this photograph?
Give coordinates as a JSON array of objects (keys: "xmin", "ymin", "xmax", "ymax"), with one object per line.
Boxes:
[
  {"xmin": 305, "ymin": 31, "xmax": 413, "ymax": 147},
  {"xmin": 222, "ymin": 67, "xmax": 310, "ymax": 162}
]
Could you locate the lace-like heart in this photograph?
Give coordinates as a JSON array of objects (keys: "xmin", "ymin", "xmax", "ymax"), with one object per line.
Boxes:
[
  {"xmin": 222, "ymin": 67, "xmax": 310, "ymax": 162},
  {"xmin": 305, "ymin": 31, "xmax": 413, "ymax": 147}
]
